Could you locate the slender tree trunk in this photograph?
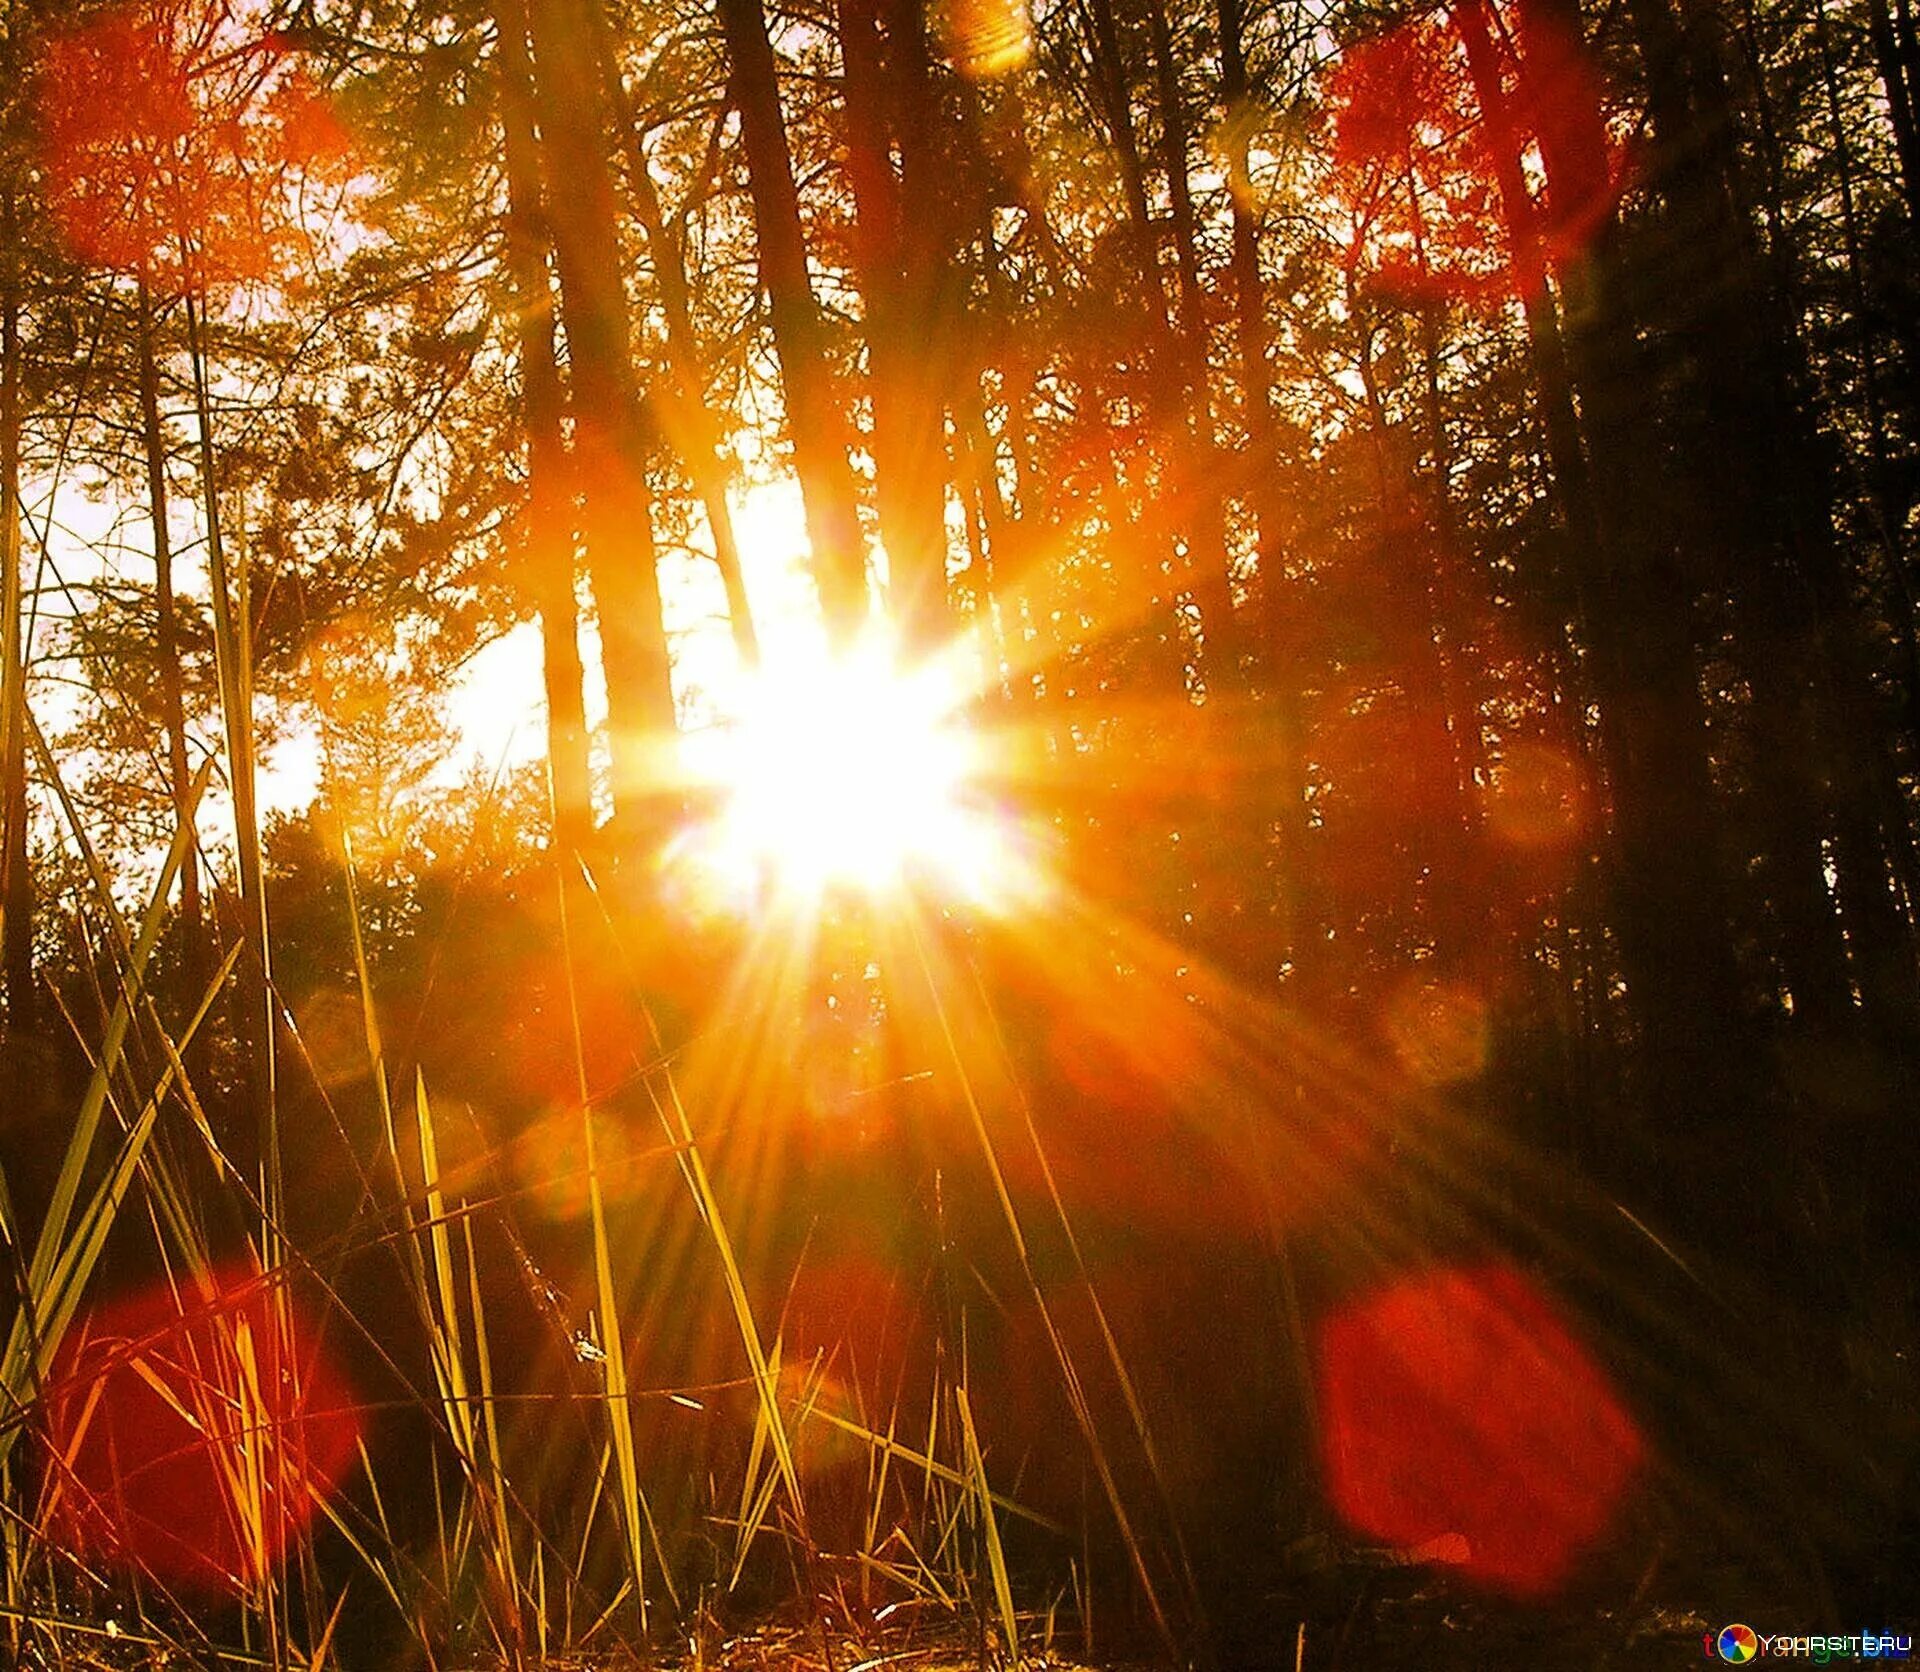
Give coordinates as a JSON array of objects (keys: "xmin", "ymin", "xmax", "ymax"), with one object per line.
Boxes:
[
  {"xmin": 959, "ymin": 206, "xmax": 1083, "ymax": 755},
  {"xmin": 1803, "ymin": 0, "xmax": 1920, "ymax": 1029},
  {"xmin": 1349, "ymin": 264, "xmax": 1473, "ymax": 933},
  {"xmin": 525, "ymin": 0, "xmax": 677, "ymax": 830},
  {"xmin": 1401, "ymin": 148, "xmax": 1490, "ymax": 822},
  {"xmin": 1143, "ymin": 0, "xmax": 1240, "ymax": 692},
  {"xmin": 136, "ymin": 284, "xmax": 205, "ymax": 1024},
  {"xmin": 838, "ymin": 0, "xmax": 922, "ymax": 634},
  {"xmin": 882, "ymin": 0, "xmax": 958, "ymax": 640},
  {"xmin": 1085, "ymin": 0, "xmax": 1166, "ymax": 320},
  {"xmin": 1218, "ymin": 0, "xmax": 1314, "ymax": 966},
  {"xmin": 1809, "ymin": 0, "xmax": 1906, "ymax": 562},
  {"xmin": 1083, "ymin": 0, "xmax": 1222, "ymax": 695},
  {"xmin": 498, "ymin": 0, "xmax": 595, "ymax": 854},
  {"xmin": 0, "ymin": 190, "xmax": 28, "ymax": 1039},
  {"xmin": 1868, "ymin": 0, "xmax": 1920, "ymax": 223},
  {"xmin": 951, "ymin": 396, "xmax": 1011, "ymax": 699},
  {"xmin": 717, "ymin": 0, "xmax": 870, "ymax": 640},
  {"xmin": 184, "ymin": 289, "xmax": 277, "ymax": 1238},
  {"xmin": 1454, "ymin": 0, "xmax": 1615, "ymax": 1028},
  {"xmin": 1624, "ymin": 0, "xmax": 1871, "ymax": 1034},
  {"xmin": 836, "ymin": 0, "xmax": 952, "ymax": 648},
  {"xmin": 589, "ymin": 13, "xmax": 760, "ymax": 667},
  {"xmin": 1452, "ymin": 0, "xmax": 1596, "ymax": 559}
]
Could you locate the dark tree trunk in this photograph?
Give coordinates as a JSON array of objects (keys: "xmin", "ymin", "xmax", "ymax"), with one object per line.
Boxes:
[
  {"xmin": 1452, "ymin": 0, "xmax": 1596, "ymax": 563},
  {"xmin": 1085, "ymin": 0, "xmax": 1166, "ymax": 319},
  {"xmin": 1349, "ymin": 264, "xmax": 1475, "ymax": 933},
  {"xmin": 1622, "ymin": 0, "xmax": 1920, "ymax": 1045},
  {"xmin": 589, "ymin": 13, "xmax": 761, "ymax": 668},
  {"xmin": 498, "ymin": 0, "xmax": 595, "ymax": 855},
  {"xmin": 1086, "ymin": 0, "xmax": 1235, "ymax": 691},
  {"xmin": 1868, "ymin": 0, "xmax": 1920, "ymax": 224},
  {"xmin": 136, "ymin": 282, "xmax": 207, "ymax": 1045},
  {"xmin": 184, "ymin": 290, "xmax": 277, "ymax": 1232},
  {"xmin": 1519, "ymin": 0, "xmax": 1752, "ymax": 1105},
  {"xmin": 525, "ymin": 0, "xmax": 677, "ymax": 830},
  {"xmin": 836, "ymin": 0, "xmax": 952, "ymax": 649},
  {"xmin": 1143, "ymin": 0, "xmax": 1240, "ymax": 693},
  {"xmin": 1621, "ymin": 0, "xmax": 1861, "ymax": 1036},
  {"xmin": 717, "ymin": 0, "xmax": 870, "ymax": 641},
  {"xmin": 1218, "ymin": 0, "xmax": 1314, "ymax": 967},
  {"xmin": 0, "ymin": 190, "xmax": 28, "ymax": 1039}
]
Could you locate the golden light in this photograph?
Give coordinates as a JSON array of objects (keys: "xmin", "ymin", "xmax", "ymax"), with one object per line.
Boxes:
[
  {"xmin": 940, "ymin": 0, "xmax": 1035, "ymax": 79},
  {"xmin": 679, "ymin": 632, "xmax": 1015, "ymax": 906}
]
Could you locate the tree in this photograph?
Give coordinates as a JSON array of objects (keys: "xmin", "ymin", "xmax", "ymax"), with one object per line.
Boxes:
[
  {"xmin": 497, "ymin": 0, "xmax": 594, "ymax": 853},
  {"xmin": 525, "ymin": 0, "xmax": 677, "ymax": 836},
  {"xmin": 717, "ymin": 0, "xmax": 870, "ymax": 640}
]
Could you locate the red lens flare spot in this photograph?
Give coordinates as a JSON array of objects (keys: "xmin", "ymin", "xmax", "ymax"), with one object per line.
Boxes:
[
  {"xmin": 36, "ymin": 2, "xmax": 355, "ymax": 286},
  {"xmin": 1325, "ymin": 2, "xmax": 1626, "ymax": 306},
  {"xmin": 1316, "ymin": 1264, "xmax": 1642, "ymax": 1596},
  {"xmin": 40, "ymin": 1264, "xmax": 359, "ymax": 1594}
]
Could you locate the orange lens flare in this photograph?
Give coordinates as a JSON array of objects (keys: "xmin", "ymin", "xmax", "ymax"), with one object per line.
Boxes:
[
  {"xmin": 40, "ymin": 1264, "xmax": 359, "ymax": 1594},
  {"xmin": 1317, "ymin": 1263, "xmax": 1643, "ymax": 1597},
  {"xmin": 36, "ymin": 4, "xmax": 353, "ymax": 286},
  {"xmin": 941, "ymin": 0, "xmax": 1035, "ymax": 78}
]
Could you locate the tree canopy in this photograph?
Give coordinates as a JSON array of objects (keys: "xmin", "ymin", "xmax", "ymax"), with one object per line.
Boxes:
[{"xmin": 0, "ymin": 0, "xmax": 1915, "ymax": 1659}]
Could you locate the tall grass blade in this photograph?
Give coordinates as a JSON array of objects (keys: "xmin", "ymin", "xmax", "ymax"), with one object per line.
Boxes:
[
  {"xmin": 0, "ymin": 758, "xmax": 215, "ymax": 1458},
  {"xmin": 554, "ymin": 864, "xmax": 650, "ymax": 1627},
  {"xmin": 956, "ymin": 1385, "xmax": 1018, "ymax": 1670}
]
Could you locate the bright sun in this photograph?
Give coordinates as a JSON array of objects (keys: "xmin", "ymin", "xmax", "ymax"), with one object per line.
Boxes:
[{"xmin": 682, "ymin": 633, "xmax": 1011, "ymax": 905}]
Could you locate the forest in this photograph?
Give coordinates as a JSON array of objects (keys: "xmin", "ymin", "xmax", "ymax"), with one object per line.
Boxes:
[{"xmin": 0, "ymin": 0, "xmax": 1916, "ymax": 1663}]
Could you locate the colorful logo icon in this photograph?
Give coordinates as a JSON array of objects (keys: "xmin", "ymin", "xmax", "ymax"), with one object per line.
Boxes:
[{"xmin": 1717, "ymin": 1624, "xmax": 1760, "ymax": 1663}]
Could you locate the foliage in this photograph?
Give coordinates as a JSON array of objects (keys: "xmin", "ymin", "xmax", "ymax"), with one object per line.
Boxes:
[{"xmin": 0, "ymin": 0, "xmax": 1916, "ymax": 1661}]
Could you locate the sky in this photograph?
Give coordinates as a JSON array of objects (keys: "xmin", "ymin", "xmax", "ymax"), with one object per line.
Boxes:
[{"xmin": 17, "ymin": 431, "xmax": 843, "ymax": 920}]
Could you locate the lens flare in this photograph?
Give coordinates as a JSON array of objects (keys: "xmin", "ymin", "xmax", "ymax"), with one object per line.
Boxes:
[
  {"xmin": 678, "ymin": 633, "xmax": 1015, "ymax": 907},
  {"xmin": 39, "ymin": 1264, "xmax": 359, "ymax": 1594},
  {"xmin": 940, "ymin": 0, "xmax": 1034, "ymax": 78},
  {"xmin": 1317, "ymin": 1263, "xmax": 1643, "ymax": 1597}
]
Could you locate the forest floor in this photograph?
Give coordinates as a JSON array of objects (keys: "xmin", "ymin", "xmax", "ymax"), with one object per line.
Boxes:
[
  {"xmin": 553, "ymin": 1584, "xmax": 1710, "ymax": 1671},
  {"xmin": 577, "ymin": 1592, "xmax": 1710, "ymax": 1670},
  {"xmin": 21, "ymin": 1594, "xmax": 1717, "ymax": 1672}
]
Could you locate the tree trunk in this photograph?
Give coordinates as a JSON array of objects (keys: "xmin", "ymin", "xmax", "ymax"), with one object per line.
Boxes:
[
  {"xmin": 0, "ymin": 190, "xmax": 28, "ymax": 1039},
  {"xmin": 136, "ymin": 283, "xmax": 206, "ymax": 1024},
  {"xmin": 717, "ymin": 0, "xmax": 870, "ymax": 640},
  {"xmin": 836, "ymin": 0, "xmax": 952, "ymax": 649},
  {"xmin": 185, "ymin": 290, "xmax": 277, "ymax": 1237},
  {"xmin": 589, "ymin": 13, "xmax": 761, "ymax": 668},
  {"xmin": 1868, "ymin": 0, "xmax": 1920, "ymax": 224},
  {"xmin": 1519, "ymin": 0, "xmax": 1752, "ymax": 1104},
  {"xmin": 1451, "ymin": 0, "xmax": 1596, "ymax": 563},
  {"xmin": 526, "ymin": 0, "xmax": 677, "ymax": 834},
  {"xmin": 1622, "ymin": 0, "xmax": 1880, "ymax": 1035},
  {"xmin": 498, "ymin": 0, "xmax": 596, "ymax": 854},
  {"xmin": 1218, "ymin": 0, "xmax": 1314, "ymax": 967},
  {"xmin": 1349, "ymin": 264, "xmax": 1475, "ymax": 937},
  {"xmin": 1082, "ymin": 0, "xmax": 1222, "ymax": 695},
  {"xmin": 1400, "ymin": 144, "xmax": 1489, "ymax": 822},
  {"xmin": 1084, "ymin": 0, "xmax": 1167, "ymax": 320},
  {"xmin": 1143, "ymin": 0, "xmax": 1240, "ymax": 693}
]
